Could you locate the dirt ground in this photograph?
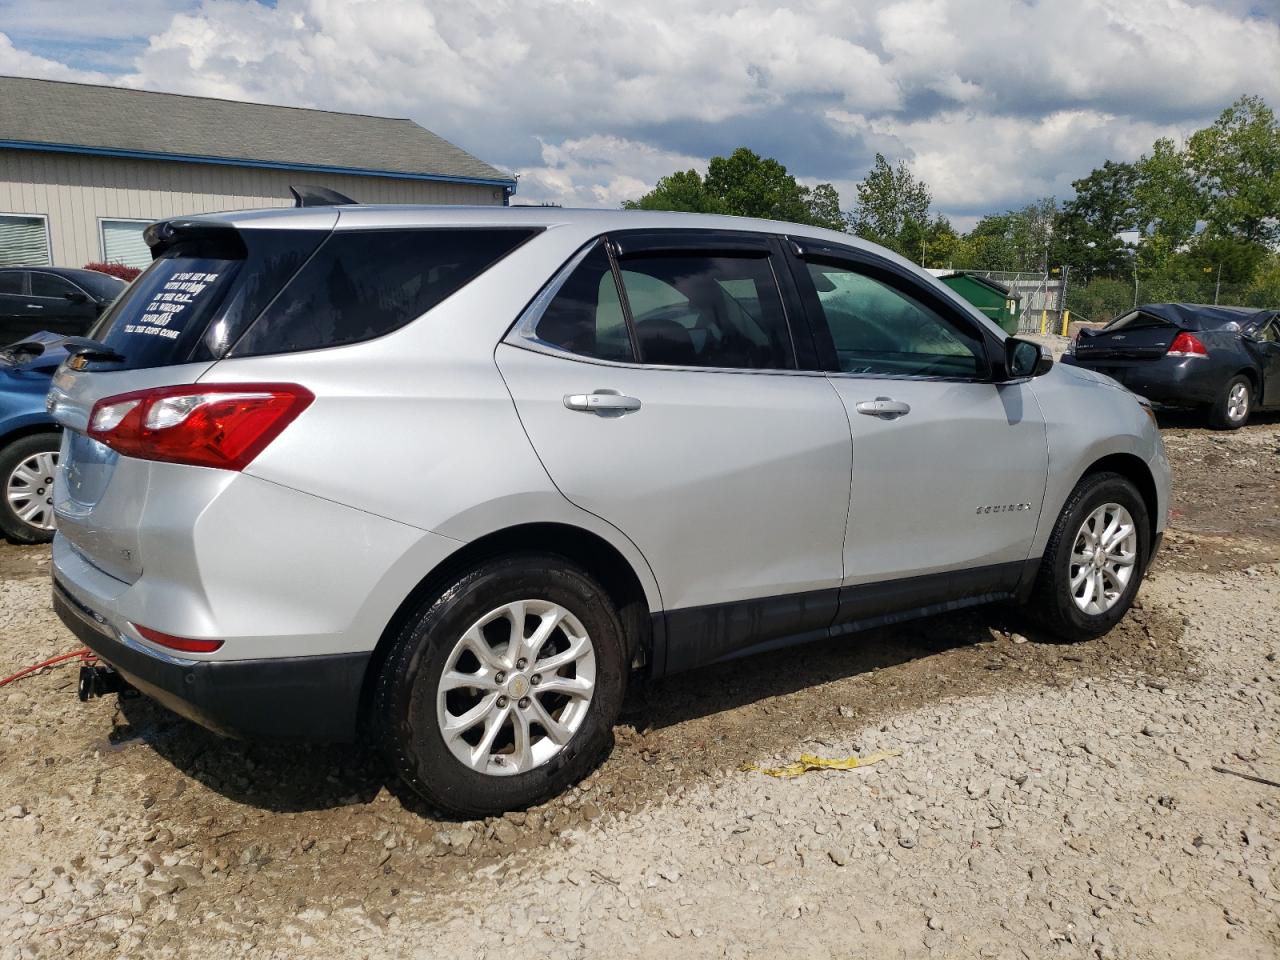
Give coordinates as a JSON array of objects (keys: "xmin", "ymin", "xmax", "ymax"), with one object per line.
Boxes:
[{"xmin": 1, "ymin": 412, "xmax": 1278, "ymax": 960}]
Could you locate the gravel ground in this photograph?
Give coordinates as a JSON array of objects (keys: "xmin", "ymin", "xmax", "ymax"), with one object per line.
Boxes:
[{"xmin": 1, "ymin": 414, "xmax": 1278, "ymax": 959}]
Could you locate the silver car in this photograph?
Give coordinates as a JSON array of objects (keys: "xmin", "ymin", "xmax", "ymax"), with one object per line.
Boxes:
[{"xmin": 47, "ymin": 206, "xmax": 1170, "ymax": 816}]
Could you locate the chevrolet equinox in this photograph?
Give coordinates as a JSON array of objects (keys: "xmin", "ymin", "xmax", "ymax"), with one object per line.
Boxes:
[{"xmin": 47, "ymin": 206, "xmax": 1171, "ymax": 816}]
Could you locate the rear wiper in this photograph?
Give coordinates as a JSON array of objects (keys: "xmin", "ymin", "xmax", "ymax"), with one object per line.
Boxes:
[{"xmin": 63, "ymin": 337, "xmax": 126, "ymax": 364}]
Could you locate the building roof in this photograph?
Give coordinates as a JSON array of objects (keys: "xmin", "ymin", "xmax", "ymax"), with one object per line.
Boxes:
[{"xmin": 0, "ymin": 75, "xmax": 514, "ymax": 189}]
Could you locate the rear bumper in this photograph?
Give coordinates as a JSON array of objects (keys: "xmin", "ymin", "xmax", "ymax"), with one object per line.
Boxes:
[
  {"xmin": 1061, "ymin": 355, "xmax": 1222, "ymax": 406},
  {"xmin": 54, "ymin": 577, "xmax": 369, "ymax": 741}
]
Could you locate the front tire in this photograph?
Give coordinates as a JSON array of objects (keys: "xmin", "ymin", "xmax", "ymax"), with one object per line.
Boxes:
[
  {"xmin": 1028, "ymin": 471, "xmax": 1150, "ymax": 641},
  {"xmin": 0, "ymin": 432, "xmax": 60, "ymax": 544},
  {"xmin": 373, "ymin": 554, "xmax": 626, "ymax": 817},
  {"xmin": 1208, "ymin": 375, "xmax": 1252, "ymax": 430}
]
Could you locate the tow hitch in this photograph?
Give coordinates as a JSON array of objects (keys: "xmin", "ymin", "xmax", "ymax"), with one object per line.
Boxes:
[{"xmin": 78, "ymin": 664, "xmax": 135, "ymax": 701}]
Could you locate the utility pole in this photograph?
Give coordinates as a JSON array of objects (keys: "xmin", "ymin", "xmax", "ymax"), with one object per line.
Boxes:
[
  {"xmin": 1215, "ymin": 262, "xmax": 1222, "ymax": 305},
  {"xmin": 1133, "ymin": 254, "xmax": 1139, "ymax": 310}
]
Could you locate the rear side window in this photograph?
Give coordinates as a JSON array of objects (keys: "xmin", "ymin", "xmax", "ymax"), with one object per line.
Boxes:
[
  {"xmin": 230, "ymin": 228, "xmax": 538, "ymax": 357},
  {"xmin": 532, "ymin": 243, "xmax": 634, "ymax": 362},
  {"xmin": 0, "ymin": 272, "xmax": 24, "ymax": 295},
  {"xmin": 619, "ymin": 254, "xmax": 794, "ymax": 370},
  {"xmin": 30, "ymin": 273, "xmax": 80, "ymax": 299}
]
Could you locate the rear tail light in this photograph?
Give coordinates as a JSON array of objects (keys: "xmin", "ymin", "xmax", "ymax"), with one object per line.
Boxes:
[
  {"xmin": 1167, "ymin": 332, "xmax": 1208, "ymax": 358},
  {"xmin": 88, "ymin": 383, "xmax": 313, "ymax": 470},
  {"xmin": 132, "ymin": 623, "xmax": 223, "ymax": 654}
]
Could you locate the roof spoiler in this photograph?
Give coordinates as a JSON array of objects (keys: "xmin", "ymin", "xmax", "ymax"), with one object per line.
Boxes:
[{"xmin": 290, "ymin": 185, "xmax": 358, "ymax": 208}]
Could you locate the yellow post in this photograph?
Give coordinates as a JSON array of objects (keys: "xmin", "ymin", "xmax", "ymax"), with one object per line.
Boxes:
[
  {"xmin": 1040, "ymin": 309, "xmax": 1048, "ymax": 335},
  {"xmin": 1061, "ymin": 309, "xmax": 1070, "ymax": 337}
]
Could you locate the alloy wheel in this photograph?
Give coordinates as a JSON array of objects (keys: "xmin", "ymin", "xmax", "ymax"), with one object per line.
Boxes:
[
  {"xmin": 436, "ymin": 599, "xmax": 596, "ymax": 776},
  {"xmin": 1069, "ymin": 502, "xmax": 1137, "ymax": 615},
  {"xmin": 5, "ymin": 450, "xmax": 57, "ymax": 532},
  {"xmin": 1227, "ymin": 382, "xmax": 1250, "ymax": 422}
]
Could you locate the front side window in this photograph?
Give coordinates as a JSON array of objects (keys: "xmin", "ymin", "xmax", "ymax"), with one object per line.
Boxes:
[
  {"xmin": 806, "ymin": 262, "xmax": 984, "ymax": 378},
  {"xmin": 618, "ymin": 254, "xmax": 794, "ymax": 370}
]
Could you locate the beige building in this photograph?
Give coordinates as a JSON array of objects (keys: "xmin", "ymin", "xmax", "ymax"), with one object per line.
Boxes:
[{"xmin": 0, "ymin": 76, "xmax": 515, "ymax": 270}]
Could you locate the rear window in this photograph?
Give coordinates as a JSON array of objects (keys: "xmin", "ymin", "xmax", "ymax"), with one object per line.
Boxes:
[
  {"xmin": 229, "ymin": 228, "xmax": 539, "ymax": 357},
  {"xmin": 88, "ymin": 227, "xmax": 327, "ymax": 371},
  {"xmin": 1105, "ymin": 311, "xmax": 1173, "ymax": 332}
]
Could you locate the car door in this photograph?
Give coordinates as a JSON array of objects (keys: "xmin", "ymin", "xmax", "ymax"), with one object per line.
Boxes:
[
  {"xmin": 496, "ymin": 231, "xmax": 852, "ymax": 673},
  {"xmin": 0, "ymin": 271, "xmax": 34, "ymax": 341},
  {"xmin": 28, "ymin": 272, "xmax": 98, "ymax": 336},
  {"xmin": 783, "ymin": 239, "xmax": 1048, "ymax": 631},
  {"xmin": 1249, "ymin": 315, "xmax": 1280, "ymax": 408}
]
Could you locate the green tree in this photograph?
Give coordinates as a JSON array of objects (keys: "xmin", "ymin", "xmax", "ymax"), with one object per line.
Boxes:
[
  {"xmin": 1055, "ymin": 160, "xmax": 1139, "ymax": 278},
  {"xmin": 1187, "ymin": 95, "xmax": 1280, "ymax": 244},
  {"xmin": 624, "ymin": 147, "xmax": 845, "ymax": 230},
  {"xmin": 847, "ymin": 153, "xmax": 932, "ymax": 256},
  {"xmin": 1244, "ymin": 253, "xmax": 1280, "ymax": 307},
  {"xmin": 1132, "ymin": 137, "xmax": 1205, "ymax": 274},
  {"xmin": 622, "ymin": 169, "xmax": 722, "ymax": 214}
]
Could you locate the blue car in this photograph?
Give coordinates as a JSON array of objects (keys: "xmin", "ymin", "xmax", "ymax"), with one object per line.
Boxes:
[{"xmin": 0, "ymin": 331, "xmax": 69, "ymax": 543}]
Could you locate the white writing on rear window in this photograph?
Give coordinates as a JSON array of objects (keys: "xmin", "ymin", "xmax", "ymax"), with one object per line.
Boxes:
[{"xmin": 123, "ymin": 272, "xmax": 221, "ymax": 341}]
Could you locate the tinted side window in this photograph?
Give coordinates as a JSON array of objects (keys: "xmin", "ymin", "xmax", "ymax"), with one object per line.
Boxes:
[
  {"xmin": 532, "ymin": 243, "xmax": 634, "ymax": 362},
  {"xmin": 231, "ymin": 228, "xmax": 537, "ymax": 357},
  {"xmin": 30, "ymin": 273, "xmax": 77, "ymax": 299},
  {"xmin": 0, "ymin": 272, "xmax": 23, "ymax": 295},
  {"xmin": 618, "ymin": 255, "xmax": 794, "ymax": 370},
  {"xmin": 806, "ymin": 262, "xmax": 984, "ymax": 378}
]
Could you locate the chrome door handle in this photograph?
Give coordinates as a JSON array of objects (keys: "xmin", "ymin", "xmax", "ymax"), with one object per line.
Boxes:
[
  {"xmin": 564, "ymin": 391, "xmax": 642, "ymax": 415},
  {"xmin": 855, "ymin": 397, "xmax": 910, "ymax": 419},
  {"xmin": 25, "ymin": 304, "xmax": 43, "ymax": 309}
]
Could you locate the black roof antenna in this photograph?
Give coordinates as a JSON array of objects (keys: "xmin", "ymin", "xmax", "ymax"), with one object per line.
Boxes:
[{"xmin": 290, "ymin": 185, "xmax": 358, "ymax": 207}]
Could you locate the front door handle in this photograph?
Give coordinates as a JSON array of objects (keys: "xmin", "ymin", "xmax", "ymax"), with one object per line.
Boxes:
[
  {"xmin": 855, "ymin": 397, "xmax": 910, "ymax": 419},
  {"xmin": 25, "ymin": 304, "xmax": 43, "ymax": 309},
  {"xmin": 564, "ymin": 391, "xmax": 642, "ymax": 415}
]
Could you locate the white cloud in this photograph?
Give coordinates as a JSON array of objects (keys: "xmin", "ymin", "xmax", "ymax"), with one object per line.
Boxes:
[
  {"xmin": 1, "ymin": 0, "xmax": 1277, "ymax": 221},
  {"xmin": 516, "ymin": 136, "xmax": 707, "ymax": 208}
]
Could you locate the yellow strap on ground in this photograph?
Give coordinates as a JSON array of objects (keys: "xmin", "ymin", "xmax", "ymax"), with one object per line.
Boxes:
[{"xmin": 742, "ymin": 750, "xmax": 901, "ymax": 779}]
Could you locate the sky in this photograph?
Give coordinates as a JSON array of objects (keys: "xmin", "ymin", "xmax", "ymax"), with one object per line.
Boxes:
[{"xmin": 2, "ymin": 0, "xmax": 1278, "ymax": 229}]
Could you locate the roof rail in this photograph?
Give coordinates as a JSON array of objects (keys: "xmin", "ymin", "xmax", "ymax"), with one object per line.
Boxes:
[{"xmin": 289, "ymin": 185, "xmax": 358, "ymax": 208}]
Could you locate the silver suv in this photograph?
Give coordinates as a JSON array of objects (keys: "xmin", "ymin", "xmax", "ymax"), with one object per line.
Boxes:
[{"xmin": 47, "ymin": 206, "xmax": 1170, "ymax": 816}]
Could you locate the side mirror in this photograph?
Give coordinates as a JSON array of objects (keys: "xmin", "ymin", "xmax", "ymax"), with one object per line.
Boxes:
[
  {"xmin": 63, "ymin": 291, "xmax": 89, "ymax": 305},
  {"xmin": 1004, "ymin": 337, "xmax": 1053, "ymax": 380}
]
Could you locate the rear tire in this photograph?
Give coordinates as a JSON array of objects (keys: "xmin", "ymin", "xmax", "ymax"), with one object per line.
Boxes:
[
  {"xmin": 1208, "ymin": 374, "xmax": 1252, "ymax": 430},
  {"xmin": 1027, "ymin": 471, "xmax": 1150, "ymax": 642},
  {"xmin": 373, "ymin": 553, "xmax": 626, "ymax": 817},
  {"xmin": 0, "ymin": 432, "xmax": 60, "ymax": 544}
]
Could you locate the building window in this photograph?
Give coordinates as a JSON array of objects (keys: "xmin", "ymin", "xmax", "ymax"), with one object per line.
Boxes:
[
  {"xmin": 0, "ymin": 214, "xmax": 51, "ymax": 267},
  {"xmin": 99, "ymin": 219, "xmax": 152, "ymax": 270}
]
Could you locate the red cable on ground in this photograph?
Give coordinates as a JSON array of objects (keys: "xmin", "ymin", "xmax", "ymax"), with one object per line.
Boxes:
[{"xmin": 0, "ymin": 648, "xmax": 96, "ymax": 687}]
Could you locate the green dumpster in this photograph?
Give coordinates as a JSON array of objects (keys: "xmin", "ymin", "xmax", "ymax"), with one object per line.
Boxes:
[{"xmin": 936, "ymin": 272, "xmax": 1021, "ymax": 335}]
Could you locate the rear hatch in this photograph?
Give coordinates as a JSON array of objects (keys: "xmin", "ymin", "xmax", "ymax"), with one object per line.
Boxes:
[{"xmin": 47, "ymin": 214, "xmax": 336, "ymax": 582}]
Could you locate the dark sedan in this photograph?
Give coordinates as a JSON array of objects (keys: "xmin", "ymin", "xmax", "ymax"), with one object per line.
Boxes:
[
  {"xmin": 1062, "ymin": 303, "xmax": 1280, "ymax": 429},
  {"xmin": 0, "ymin": 266, "xmax": 127, "ymax": 342}
]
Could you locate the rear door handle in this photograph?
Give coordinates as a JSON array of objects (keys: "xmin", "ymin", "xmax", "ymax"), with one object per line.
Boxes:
[
  {"xmin": 564, "ymin": 391, "xmax": 642, "ymax": 415},
  {"xmin": 855, "ymin": 397, "xmax": 910, "ymax": 419}
]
